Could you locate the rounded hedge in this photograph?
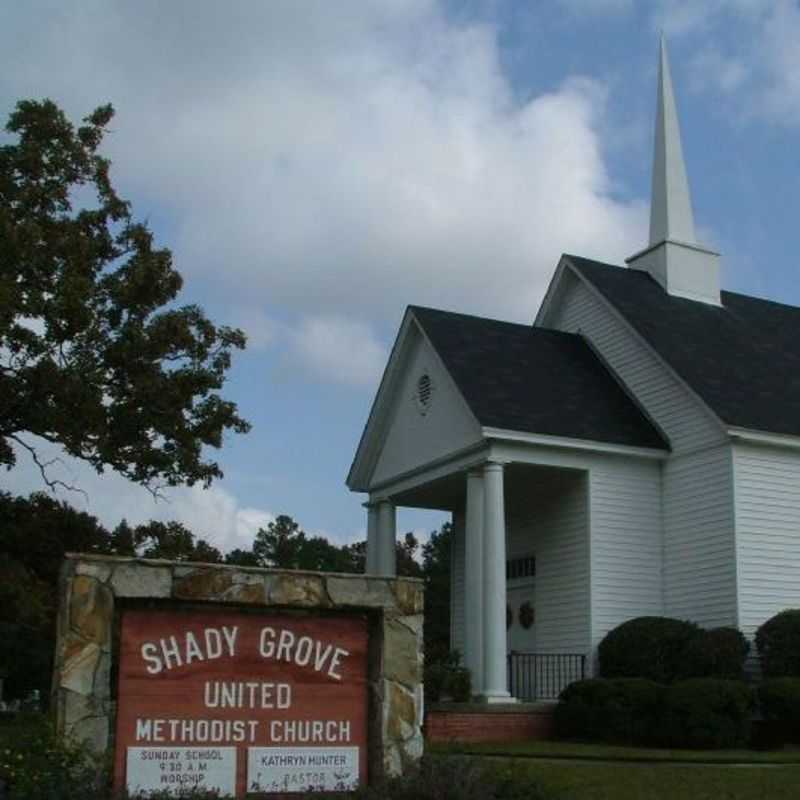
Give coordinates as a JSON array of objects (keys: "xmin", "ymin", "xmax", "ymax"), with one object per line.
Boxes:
[
  {"xmin": 758, "ymin": 678, "xmax": 800, "ymax": 744},
  {"xmin": 679, "ymin": 627, "xmax": 750, "ymax": 680},
  {"xmin": 555, "ymin": 678, "xmax": 664, "ymax": 745},
  {"xmin": 555, "ymin": 677, "xmax": 753, "ymax": 749},
  {"xmin": 660, "ymin": 679, "xmax": 754, "ymax": 749},
  {"xmin": 598, "ymin": 616, "xmax": 700, "ymax": 683},
  {"xmin": 755, "ymin": 609, "xmax": 800, "ymax": 678}
]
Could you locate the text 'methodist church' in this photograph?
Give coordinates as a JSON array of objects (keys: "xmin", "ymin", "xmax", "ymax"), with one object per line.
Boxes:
[{"xmin": 347, "ymin": 39, "xmax": 800, "ymax": 702}]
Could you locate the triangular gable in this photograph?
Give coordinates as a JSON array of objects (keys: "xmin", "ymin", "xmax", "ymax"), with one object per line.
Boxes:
[
  {"xmin": 347, "ymin": 309, "xmax": 482, "ymax": 493},
  {"xmin": 535, "ymin": 255, "xmax": 725, "ymax": 451}
]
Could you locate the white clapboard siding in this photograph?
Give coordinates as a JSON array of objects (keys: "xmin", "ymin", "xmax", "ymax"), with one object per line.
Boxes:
[
  {"xmin": 734, "ymin": 443, "xmax": 800, "ymax": 639},
  {"xmin": 548, "ymin": 272, "xmax": 723, "ymax": 454},
  {"xmin": 663, "ymin": 444, "xmax": 737, "ymax": 628},
  {"xmin": 371, "ymin": 325, "xmax": 481, "ymax": 487},
  {"xmin": 506, "ymin": 469, "xmax": 589, "ymax": 654},
  {"xmin": 589, "ymin": 457, "xmax": 664, "ymax": 649}
]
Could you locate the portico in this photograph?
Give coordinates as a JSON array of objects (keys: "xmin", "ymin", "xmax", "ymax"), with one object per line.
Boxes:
[
  {"xmin": 347, "ymin": 304, "xmax": 668, "ymax": 702},
  {"xmin": 365, "ymin": 457, "xmax": 513, "ymax": 702}
]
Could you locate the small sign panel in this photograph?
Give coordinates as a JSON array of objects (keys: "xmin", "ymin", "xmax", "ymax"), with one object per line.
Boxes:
[
  {"xmin": 126, "ymin": 747, "xmax": 236, "ymax": 796},
  {"xmin": 113, "ymin": 608, "xmax": 368, "ymax": 797},
  {"xmin": 247, "ymin": 746, "xmax": 359, "ymax": 793}
]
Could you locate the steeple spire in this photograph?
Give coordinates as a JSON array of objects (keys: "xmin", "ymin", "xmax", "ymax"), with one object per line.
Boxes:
[
  {"xmin": 649, "ymin": 35, "xmax": 696, "ymax": 246},
  {"xmin": 627, "ymin": 36, "xmax": 721, "ymax": 305}
]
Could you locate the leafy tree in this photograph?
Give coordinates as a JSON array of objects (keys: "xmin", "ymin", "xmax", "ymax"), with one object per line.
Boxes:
[
  {"xmin": 225, "ymin": 547, "xmax": 261, "ymax": 567},
  {"xmin": 133, "ymin": 520, "xmax": 222, "ymax": 563},
  {"xmin": 0, "ymin": 99, "xmax": 250, "ymax": 492},
  {"xmin": 422, "ymin": 522, "xmax": 452, "ymax": 664},
  {"xmin": 252, "ymin": 514, "xmax": 357, "ymax": 572},
  {"xmin": 396, "ymin": 531, "xmax": 423, "ymax": 579},
  {"xmin": 109, "ymin": 518, "xmax": 136, "ymax": 555},
  {"xmin": 0, "ymin": 491, "xmax": 114, "ymax": 703}
]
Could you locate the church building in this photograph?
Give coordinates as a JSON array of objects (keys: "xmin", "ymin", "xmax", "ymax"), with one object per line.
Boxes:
[{"xmin": 347, "ymin": 40, "xmax": 800, "ymax": 702}]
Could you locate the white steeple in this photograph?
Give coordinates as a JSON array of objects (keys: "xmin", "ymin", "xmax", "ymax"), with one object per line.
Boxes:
[{"xmin": 627, "ymin": 36, "xmax": 721, "ymax": 305}]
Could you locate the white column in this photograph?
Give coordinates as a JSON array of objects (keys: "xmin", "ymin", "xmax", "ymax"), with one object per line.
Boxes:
[
  {"xmin": 376, "ymin": 500, "xmax": 396, "ymax": 576},
  {"xmin": 464, "ymin": 469, "xmax": 485, "ymax": 696},
  {"xmin": 481, "ymin": 461, "xmax": 513, "ymax": 703},
  {"xmin": 364, "ymin": 502, "xmax": 380, "ymax": 574}
]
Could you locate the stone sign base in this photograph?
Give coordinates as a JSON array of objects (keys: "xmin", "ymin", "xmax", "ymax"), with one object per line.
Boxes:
[{"xmin": 53, "ymin": 554, "xmax": 423, "ymax": 793}]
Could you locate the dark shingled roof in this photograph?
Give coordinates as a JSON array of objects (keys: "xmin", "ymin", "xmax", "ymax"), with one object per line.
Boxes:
[
  {"xmin": 566, "ymin": 255, "xmax": 800, "ymax": 438},
  {"xmin": 409, "ymin": 305, "xmax": 668, "ymax": 450}
]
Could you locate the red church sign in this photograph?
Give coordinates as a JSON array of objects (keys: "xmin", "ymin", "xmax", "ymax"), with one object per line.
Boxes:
[{"xmin": 113, "ymin": 608, "xmax": 369, "ymax": 796}]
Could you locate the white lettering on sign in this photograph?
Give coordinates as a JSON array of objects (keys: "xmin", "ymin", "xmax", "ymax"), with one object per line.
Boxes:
[
  {"xmin": 269, "ymin": 719, "xmax": 351, "ymax": 744},
  {"xmin": 247, "ymin": 747, "xmax": 358, "ymax": 793},
  {"xmin": 203, "ymin": 681, "xmax": 292, "ymax": 709},
  {"xmin": 126, "ymin": 747, "xmax": 236, "ymax": 796},
  {"xmin": 134, "ymin": 718, "xmax": 259, "ymax": 743},
  {"xmin": 258, "ymin": 627, "xmax": 350, "ymax": 680},
  {"xmin": 140, "ymin": 627, "xmax": 239, "ymax": 674}
]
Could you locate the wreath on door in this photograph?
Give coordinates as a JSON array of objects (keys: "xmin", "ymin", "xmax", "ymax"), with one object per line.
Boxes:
[{"xmin": 519, "ymin": 601, "xmax": 535, "ymax": 629}]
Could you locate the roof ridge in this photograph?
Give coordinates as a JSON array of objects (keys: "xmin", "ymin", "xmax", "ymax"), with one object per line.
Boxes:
[{"xmin": 409, "ymin": 304, "xmax": 588, "ymax": 340}]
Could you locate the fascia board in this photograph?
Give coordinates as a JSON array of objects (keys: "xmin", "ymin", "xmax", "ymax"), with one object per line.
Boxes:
[
  {"xmin": 346, "ymin": 310, "xmax": 416, "ymax": 492},
  {"xmin": 727, "ymin": 426, "xmax": 800, "ymax": 451},
  {"xmin": 482, "ymin": 427, "xmax": 668, "ymax": 460},
  {"xmin": 533, "ymin": 256, "xmax": 571, "ymax": 328}
]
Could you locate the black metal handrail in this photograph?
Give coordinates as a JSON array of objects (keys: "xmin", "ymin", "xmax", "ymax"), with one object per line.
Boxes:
[{"xmin": 507, "ymin": 651, "xmax": 586, "ymax": 701}]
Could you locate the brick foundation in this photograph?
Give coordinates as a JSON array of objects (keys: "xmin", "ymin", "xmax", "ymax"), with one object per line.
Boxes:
[{"xmin": 425, "ymin": 702, "xmax": 555, "ymax": 743}]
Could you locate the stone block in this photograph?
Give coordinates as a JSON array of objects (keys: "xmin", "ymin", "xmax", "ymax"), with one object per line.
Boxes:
[
  {"xmin": 327, "ymin": 576, "xmax": 394, "ymax": 608},
  {"xmin": 111, "ymin": 563, "xmax": 172, "ymax": 598},
  {"xmin": 383, "ymin": 618, "xmax": 421, "ymax": 688},
  {"xmin": 392, "ymin": 581, "xmax": 424, "ymax": 615},
  {"xmin": 61, "ymin": 642, "xmax": 101, "ymax": 696},
  {"xmin": 75, "ymin": 561, "xmax": 113, "ymax": 582},
  {"xmin": 269, "ymin": 573, "xmax": 329, "ymax": 607},
  {"xmin": 385, "ymin": 680, "xmax": 416, "ymax": 741},
  {"xmin": 174, "ymin": 568, "xmax": 234, "ymax": 599},
  {"xmin": 69, "ymin": 576, "xmax": 113, "ymax": 647}
]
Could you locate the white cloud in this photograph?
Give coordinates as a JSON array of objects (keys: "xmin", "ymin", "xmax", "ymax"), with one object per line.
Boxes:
[
  {"xmin": 556, "ymin": 0, "xmax": 634, "ymax": 15},
  {"xmin": 689, "ymin": 48, "xmax": 748, "ymax": 94},
  {"xmin": 653, "ymin": 0, "xmax": 800, "ymax": 126},
  {"xmin": 289, "ymin": 316, "xmax": 388, "ymax": 388},
  {"xmin": 3, "ymin": 436, "xmax": 274, "ymax": 555},
  {"xmin": 0, "ymin": 1, "xmax": 646, "ymax": 331}
]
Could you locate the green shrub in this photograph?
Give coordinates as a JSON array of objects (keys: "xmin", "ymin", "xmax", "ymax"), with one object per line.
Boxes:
[
  {"xmin": 598, "ymin": 616, "xmax": 701, "ymax": 683},
  {"xmin": 555, "ymin": 678, "xmax": 664, "ymax": 745},
  {"xmin": 424, "ymin": 652, "xmax": 471, "ymax": 704},
  {"xmin": 758, "ymin": 677, "xmax": 800, "ymax": 744},
  {"xmin": 755, "ymin": 609, "xmax": 800, "ymax": 677},
  {"xmin": 0, "ymin": 713, "xmax": 99, "ymax": 800},
  {"xmin": 678, "ymin": 627, "xmax": 750, "ymax": 680},
  {"xmin": 660, "ymin": 679, "xmax": 754, "ymax": 749}
]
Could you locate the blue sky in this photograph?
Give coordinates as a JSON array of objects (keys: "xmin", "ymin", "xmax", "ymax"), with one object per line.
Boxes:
[{"xmin": 3, "ymin": 1, "xmax": 800, "ymax": 552}]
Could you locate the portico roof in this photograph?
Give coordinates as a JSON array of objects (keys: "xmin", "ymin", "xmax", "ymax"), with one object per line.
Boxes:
[{"xmin": 410, "ymin": 305, "xmax": 669, "ymax": 451}]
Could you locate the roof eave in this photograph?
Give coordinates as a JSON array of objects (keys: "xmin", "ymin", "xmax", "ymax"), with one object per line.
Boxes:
[
  {"xmin": 728, "ymin": 426, "xmax": 800, "ymax": 451},
  {"xmin": 482, "ymin": 427, "xmax": 669, "ymax": 460}
]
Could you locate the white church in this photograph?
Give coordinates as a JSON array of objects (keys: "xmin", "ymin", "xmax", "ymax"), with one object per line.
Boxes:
[{"xmin": 347, "ymin": 40, "xmax": 800, "ymax": 702}]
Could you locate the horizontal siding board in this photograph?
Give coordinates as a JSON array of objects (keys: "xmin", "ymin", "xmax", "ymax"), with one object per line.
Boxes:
[
  {"xmin": 663, "ymin": 445, "xmax": 737, "ymax": 629},
  {"xmin": 589, "ymin": 457, "xmax": 663, "ymax": 651},
  {"xmin": 550, "ymin": 276, "xmax": 723, "ymax": 454},
  {"xmin": 735, "ymin": 443, "xmax": 800, "ymax": 638},
  {"xmin": 506, "ymin": 470, "xmax": 589, "ymax": 655}
]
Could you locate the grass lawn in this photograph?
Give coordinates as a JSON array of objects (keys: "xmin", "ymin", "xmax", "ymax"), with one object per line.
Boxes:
[
  {"xmin": 429, "ymin": 740, "xmax": 800, "ymax": 800},
  {"xmin": 430, "ymin": 738, "xmax": 800, "ymax": 764},
  {"xmin": 487, "ymin": 758, "xmax": 800, "ymax": 800}
]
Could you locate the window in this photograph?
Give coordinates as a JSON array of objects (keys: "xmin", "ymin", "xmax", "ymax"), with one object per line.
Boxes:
[{"xmin": 506, "ymin": 555, "xmax": 536, "ymax": 580}]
